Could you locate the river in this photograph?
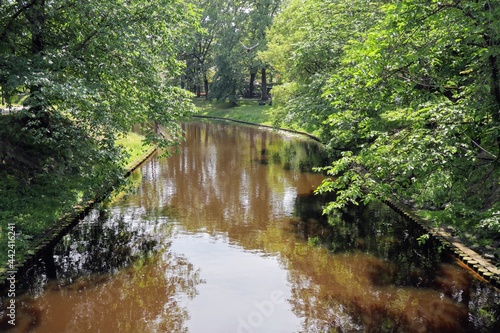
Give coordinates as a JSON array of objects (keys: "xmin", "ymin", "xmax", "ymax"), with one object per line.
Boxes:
[{"xmin": 1, "ymin": 121, "xmax": 499, "ymax": 332}]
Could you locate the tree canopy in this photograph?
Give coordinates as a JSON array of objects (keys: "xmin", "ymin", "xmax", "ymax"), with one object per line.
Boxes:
[
  {"xmin": 181, "ymin": 0, "xmax": 280, "ymax": 103},
  {"xmin": 2, "ymin": 0, "xmax": 500, "ymax": 252},
  {"xmin": 0, "ymin": 0, "xmax": 198, "ymax": 240},
  {"xmin": 265, "ymin": 0, "xmax": 500, "ymax": 238},
  {"xmin": 0, "ymin": 0, "xmax": 199, "ymax": 174}
]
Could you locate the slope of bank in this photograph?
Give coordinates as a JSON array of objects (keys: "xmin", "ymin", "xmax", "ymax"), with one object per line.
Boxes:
[{"xmin": 0, "ymin": 126, "xmax": 155, "ymax": 282}]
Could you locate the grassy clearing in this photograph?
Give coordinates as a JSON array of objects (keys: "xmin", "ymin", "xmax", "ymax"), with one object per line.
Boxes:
[
  {"xmin": 0, "ymin": 93, "xmax": 29, "ymax": 108},
  {"xmin": 192, "ymin": 98, "xmax": 317, "ymax": 137},
  {"xmin": 193, "ymin": 98, "xmax": 273, "ymax": 125}
]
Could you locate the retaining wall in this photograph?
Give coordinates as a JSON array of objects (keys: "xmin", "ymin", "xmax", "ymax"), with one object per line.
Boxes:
[{"xmin": 384, "ymin": 199, "xmax": 500, "ymax": 289}]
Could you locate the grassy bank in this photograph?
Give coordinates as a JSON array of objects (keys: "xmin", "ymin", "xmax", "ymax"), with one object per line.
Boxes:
[
  {"xmin": 0, "ymin": 129, "xmax": 152, "ymax": 271},
  {"xmin": 0, "ymin": 93, "xmax": 28, "ymax": 109},
  {"xmin": 116, "ymin": 132, "xmax": 153, "ymax": 168},
  {"xmin": 193, "ymin": 98, "xmax": 273, "ymax": 125}
]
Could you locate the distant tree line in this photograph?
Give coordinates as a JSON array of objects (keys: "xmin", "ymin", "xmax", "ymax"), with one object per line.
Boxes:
[{"xmin": 179, "ymin": 0, "xmax": 281, "ymax": 104}]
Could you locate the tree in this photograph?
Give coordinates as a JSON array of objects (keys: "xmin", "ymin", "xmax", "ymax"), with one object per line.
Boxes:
[
  {"xmin": 0, "ymin": 0, "xmax": 197, "ymax": 162},
  {"xmin": 261, "ymin": 0, "xmax": 381, "ymax": 133},
  {"xmin": 200, "ymin": 0, "xmax": 280, "ymax": 104},
  {"xmin": 316, "ymin": 0, "xmax": 500, "ymax": 232},
  {"xmin": 0, "ymin": 0, "xmax": 198, "ymax": 231},
  {"xmin": 243, "ymin": 0, "xmax": 281, "ymax": 100},
  {"xmin": 266, "ymin": 0, "xmax": 500, "ymax": 238},
  {"xmin": 180, "ymin": 0, "xmax": 228, "ymax": 98}
]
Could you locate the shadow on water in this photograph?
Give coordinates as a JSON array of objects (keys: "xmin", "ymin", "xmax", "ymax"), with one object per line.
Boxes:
[
  {"xmin": 1, "ymin": 121, "xmax": 499, "ymax": 332},
  {"xmin": 291, "ymin": 192, "xmax": 500, "ymax": 332}
]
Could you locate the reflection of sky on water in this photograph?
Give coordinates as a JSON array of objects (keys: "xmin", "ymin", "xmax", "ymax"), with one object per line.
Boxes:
[{"xmin": 170, "ymin": 229, "xmax": 301, "ymax": 333}]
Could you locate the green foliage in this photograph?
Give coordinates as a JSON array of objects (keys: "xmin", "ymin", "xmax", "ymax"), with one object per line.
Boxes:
[
  {"xmin": 307, "ymin": 236, "xmax": 320, "ymax": 247},
  {"xmin": 480, "ymin": 212, "xmax": 500, "ymax": 235},
  {"xmin": 0, "ymin": 0, "xmax": 198, "ymax": 268},
  {"xmin": 267, "ymin": 0, "xmax": 500, "ymax": 249},
  {"xmin": 188, "ymin": 0, "xmax": 281, "ymax": 102},
  {"xmin": 261, "ymin": 0, "xmax": 381, "ymax": 138},
  {"xmin": 0, "ymin": 114, "xmax": 126, "ymax": 266},
  {"xmin": 320, "ymin": 0, "xmax": 500, "ymax": 210},
  {"xmin": 1, "ymin": 0, "xmax": 198, "ymax": 148},
  {"xmin": 416, "ymin": 234, "xmax": 430, "ymax": 246}
]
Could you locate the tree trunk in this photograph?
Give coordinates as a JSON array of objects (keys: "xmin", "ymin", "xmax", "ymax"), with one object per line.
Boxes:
[
  {"xmin": 489, "ymin": 54, "xmax": 500, "ymax": 152},
  {"xmin": 29, "ymin": 0, "xmax": 45, "ymax": 55},
  {"xmin": 27, "ymin": 0, "xmax": 49, "ymax": 127},
  {"xmin": 261, "ymin": 67, "xmax": 268, "ymax": 101},
  {"xmin": 204, "ymin": 75, "xmax": 209, "ymax": 100},
  {"xmin": 246, "ymin": 71, "xmax": 257, "ymax": 98},
  {"xmin": 489, "ymin": 55, "xmax": 500, "ymax": 122}
]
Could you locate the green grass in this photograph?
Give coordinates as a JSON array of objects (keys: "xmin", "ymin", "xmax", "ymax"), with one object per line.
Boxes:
[
  {"xmin": 116, "ymin": 132, "xmax": 153, "ymax": 168},
  {"xmin": 193, "ymin": 98, "xmax": 273, "ymax": 125},
  {"xmin": 192, "ymin": 98, "xmax": 321, "ymax": 139},
  {"xmin": 0, "ymin": 93, "xmax": 29, "ymax": 108}
]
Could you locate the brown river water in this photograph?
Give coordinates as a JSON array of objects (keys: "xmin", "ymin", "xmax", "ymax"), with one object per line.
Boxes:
[{"xmin": 1, "ymin": 121, "xmax": 499, "ymax": 332}]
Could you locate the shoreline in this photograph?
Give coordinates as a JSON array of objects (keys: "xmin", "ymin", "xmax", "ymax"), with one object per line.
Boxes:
[
  {"xmin": 0, "ymin": 146, "xmax": 157, "ymax": 294},
  {"xmin": 2, "ymin": 116, "xmax": 498, "ymax": 292}
]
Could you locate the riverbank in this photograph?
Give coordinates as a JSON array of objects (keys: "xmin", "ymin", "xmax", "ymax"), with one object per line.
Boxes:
[
  {"xmin": 195, "ymin": 98, "xmax": 500, "ymax": 287},
  {"xmin": 0, "ymin": 130, "xmax": 155, "ymax": 286}
]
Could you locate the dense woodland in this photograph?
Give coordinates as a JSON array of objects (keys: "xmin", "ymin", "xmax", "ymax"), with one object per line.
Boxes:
[{"xmin": 1, "ymin": 0, "xmax": 499, "ymax": 263}]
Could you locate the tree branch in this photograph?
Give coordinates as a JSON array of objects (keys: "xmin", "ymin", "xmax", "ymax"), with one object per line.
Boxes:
[
  {"xmin": 74, "ymin": 29, "xmax": 99, "ymax": 53},
  {"xmin": 0, "ymin": 0, "xmax": 38, "ymax": 42}
]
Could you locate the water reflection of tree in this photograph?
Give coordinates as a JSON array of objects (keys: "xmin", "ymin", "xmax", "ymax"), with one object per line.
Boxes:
[
  {"xmin": 288, "ymin": 192, "xmax": 500, "ymax": 332},
  {"xmin": 2, "ymin": 204, "xmax": 203, "ymax": 332},
  {"xmin": 293, "ymin": 191, "xmax": 456, "ymax": 286},
  {"xmin": 135, "ymin": 122, "xmax": 326, "ymax": 242},
  {"xmin": 140, "ymin": 122, "xmax": 497, "ymax": 333},
  {"xmin": 51, "ymin": 247, "xmax": 202, "ymax": 333},
  {"xmin": 51, "ymin": 209, "xmax": 163, "ymax": 280}
]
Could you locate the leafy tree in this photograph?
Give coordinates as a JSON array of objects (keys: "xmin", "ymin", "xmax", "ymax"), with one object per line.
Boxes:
[
  {"xmin": 5, "ymin": 0, "xmax": 198, "ymax": 141},
  {"xmin": 206, "ymin": 0, "xmax": 280, "ymax": 104},
  {"xmin": 267, "ymin": 0, "xmax": 500, "ymax": 239},
  {"xmin": 317, "ymin": 0, "xmax": 500, "ymax": 231},
  {"xmin": 0, "ymin": 0, "xmax": 198, "ymax": 240},
  {"xmin": 260, "ymin": 0, "xmax": 381, "ymax": 134},
  {"xmin": 0, "ymin": 0, "xmax": 197, "ymax": 168},
  {"xmin": 180, "ymin": 0, "xmax": 227, "ymax": 98},
  {"xmin": 242, "ymin": 0, "xmax": 281, "ymax": 100}
]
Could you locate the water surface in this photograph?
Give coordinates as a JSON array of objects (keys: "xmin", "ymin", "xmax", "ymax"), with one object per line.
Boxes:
[{"xmin": 1, "ymin": 121, "xmax": 499, "ymax": 332}]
